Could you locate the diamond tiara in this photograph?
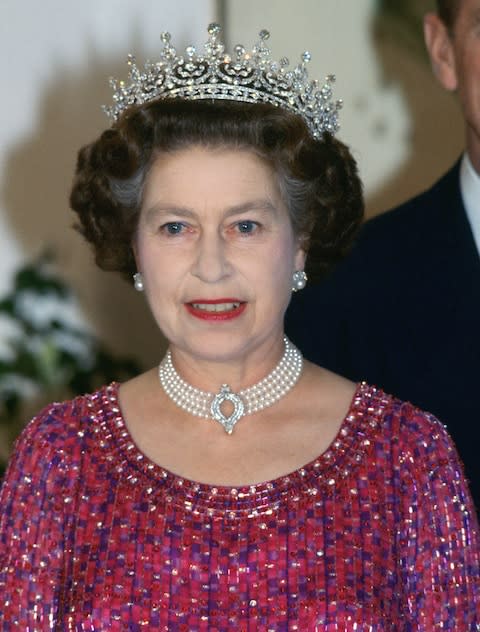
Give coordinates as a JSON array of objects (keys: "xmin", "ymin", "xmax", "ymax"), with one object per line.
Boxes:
[{"xmin": 103, "ymin": 23, "xmax": 342, "ymax": 139}]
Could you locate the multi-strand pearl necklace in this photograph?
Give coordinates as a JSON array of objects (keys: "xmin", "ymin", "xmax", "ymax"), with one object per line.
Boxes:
[{"xmin": 158, "ymin": 336, "xmax": 303, "ymax": 434}]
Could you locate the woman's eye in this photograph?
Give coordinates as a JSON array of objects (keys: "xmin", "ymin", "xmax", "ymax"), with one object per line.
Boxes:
[
  {"xmin": 160, "ymin": 222, "xmax": 185, "ymax": 235},
  {"xmin": 236, "ymin": 220, "xmax": 259, "ymax": 234}
]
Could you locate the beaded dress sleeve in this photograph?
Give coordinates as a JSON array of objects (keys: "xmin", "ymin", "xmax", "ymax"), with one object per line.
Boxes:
[
  {"xmin": 0, "ymin": 400, "xmax": 82, "ymax": 629},
  {"xmin": 393, "ymin": 403, "xmax": 480, "ymax": 629}
]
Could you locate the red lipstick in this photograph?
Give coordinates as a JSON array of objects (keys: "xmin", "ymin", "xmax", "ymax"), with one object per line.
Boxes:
[{"xmin": 185, "ymin": 299, "xmax": 246, "ymax": 321}]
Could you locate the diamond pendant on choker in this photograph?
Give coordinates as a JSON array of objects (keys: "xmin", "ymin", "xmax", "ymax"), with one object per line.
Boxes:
[{"xmin": 158, "ymin": 336, "xmax": 303, "ymax": 434}]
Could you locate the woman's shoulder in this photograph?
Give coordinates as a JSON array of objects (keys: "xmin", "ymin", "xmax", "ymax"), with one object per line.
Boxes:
[
  {"xmin": 7, "ymin": 383, "xmax": 117, "ymax": 475},
  {"xmin": 25, "ymin": 383, "xmax": 112, "ymax": 433},
  {"xmin": 358, "ymin": 381, "xmax": 449, "ymax": 438},
  {"xmin": 357, "ymin": 382, "xmax": 463, "ymax": 477},
  {"xmin": 304, "ymin": 364, "xmax": 451, "ymax": 455},
  {"xmin": 376, "ymin": 386, "xmax": 452, "ymax": 447}
]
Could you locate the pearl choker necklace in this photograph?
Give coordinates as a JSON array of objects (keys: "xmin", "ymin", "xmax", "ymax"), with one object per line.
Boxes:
[{"xmin": 158, "ymin": 336, "xmax": 303, "ymax": 434}]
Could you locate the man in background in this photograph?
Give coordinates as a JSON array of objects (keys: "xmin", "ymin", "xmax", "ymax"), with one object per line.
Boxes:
[{"xmin": 286, "ymin": 0, "xmax": 480, "ymax": 510}]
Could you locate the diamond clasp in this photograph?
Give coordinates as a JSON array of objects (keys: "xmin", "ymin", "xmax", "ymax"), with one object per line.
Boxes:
[{"xmin": 210, "ymin": 385, "xmax": 245, "ymax": 434}]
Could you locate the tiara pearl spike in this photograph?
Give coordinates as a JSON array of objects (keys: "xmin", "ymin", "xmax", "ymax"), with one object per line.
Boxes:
[{"xmin": 103, "ymin": 24, "xmax": 342, "ymax": 139}]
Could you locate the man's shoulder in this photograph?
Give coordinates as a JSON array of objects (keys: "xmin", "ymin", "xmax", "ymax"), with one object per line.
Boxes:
[
  {"xmin": 300, "ymin": 161, "xmax": 463, "ymax": 297},
  {"xmin": 361, "ymin": 162, "xmax": 461, "ymax": 247},
  {"xmin": 288, "ymin": 162, "xmax": 464, "ymax": 311}
]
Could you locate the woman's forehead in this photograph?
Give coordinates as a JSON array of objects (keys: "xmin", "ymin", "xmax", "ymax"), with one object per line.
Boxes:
[{"xmin": 143, "ymin": 146, "xmax": 282, "ymax": 202}]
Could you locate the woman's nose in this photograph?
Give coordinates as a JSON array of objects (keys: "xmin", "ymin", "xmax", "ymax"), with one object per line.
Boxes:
[{"xmin": 191, "ymin": 232, "xmax": 231, "ymax": 283}]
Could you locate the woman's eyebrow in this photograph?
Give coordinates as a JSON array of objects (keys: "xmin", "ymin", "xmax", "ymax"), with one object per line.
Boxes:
[
  {"xmin": 223, "ymin": 199, "xmax": 278, "ymax": 217},
  {"xmin": 143, "ymin": 205, "xmax": 197, "ymax": 223},
  {"xmin": 143, "ymin": 199, "xmax": 278, "ymax": 222}
]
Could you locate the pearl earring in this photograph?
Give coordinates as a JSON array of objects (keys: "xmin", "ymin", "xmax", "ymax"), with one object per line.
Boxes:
[
  {"xmin": 133, "ymin": 272, "xmax": 144, "ymax": 292},
  {"xmin": 292, "ymin": 270, "xmax": 307, "ymax": 292}
]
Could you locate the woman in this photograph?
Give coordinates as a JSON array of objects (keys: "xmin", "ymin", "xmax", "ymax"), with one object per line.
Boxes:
[{"xmin": 0, "ymin": 24, "xmax": 478, "ymax": 630}]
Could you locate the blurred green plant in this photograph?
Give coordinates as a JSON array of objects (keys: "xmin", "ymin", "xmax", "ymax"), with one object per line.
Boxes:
[{"xmin": 0, "ymin": 252, "xmax": 139, "ymax": 474}]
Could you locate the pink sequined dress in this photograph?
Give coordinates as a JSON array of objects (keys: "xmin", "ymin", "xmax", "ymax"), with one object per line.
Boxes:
[{"xmin": 0, "ymin": 382, "xmax": 479, "ymax": 630}]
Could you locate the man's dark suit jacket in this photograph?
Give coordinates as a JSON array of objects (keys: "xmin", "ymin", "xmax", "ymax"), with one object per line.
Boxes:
[{"xmin": 286, "ymin": 161, "xmax": 480, "ymax": 511}]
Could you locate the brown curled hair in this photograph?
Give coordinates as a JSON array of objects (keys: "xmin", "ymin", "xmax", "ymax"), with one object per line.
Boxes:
[
  {"xmin": 70, "ymin": 98, "xmax": 364, "ymax": 283},
  {"xmin": 436, "ymin": 0, "xmax": 461, "ymax": 30}
]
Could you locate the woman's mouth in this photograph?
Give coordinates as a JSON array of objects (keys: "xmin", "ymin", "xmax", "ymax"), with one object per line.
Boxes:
[{"xmin": 185, "ymin": 299, "xmax": 246, "ymax": 321}]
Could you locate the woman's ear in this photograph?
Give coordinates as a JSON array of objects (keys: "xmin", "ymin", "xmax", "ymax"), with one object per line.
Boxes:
[
  {"xmin": 424, "ymin": 12, "xmax": 458, "ymax": 92},
  {"xmin": 294, "ymin": 240, "xmax": 307, "ymax": 272}
]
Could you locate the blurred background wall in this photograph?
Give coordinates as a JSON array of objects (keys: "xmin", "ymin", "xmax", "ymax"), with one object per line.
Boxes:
[
  {"xmin": 0, "ymin": 0, "xmax": 217, "ymax": 369},
  {"xmin": 0, "ymin": 0, "xmax": 465, "ymax": 370},
  {"xmin": 224, "ymin": 0, "xmax": 464, "ymax": 215}
]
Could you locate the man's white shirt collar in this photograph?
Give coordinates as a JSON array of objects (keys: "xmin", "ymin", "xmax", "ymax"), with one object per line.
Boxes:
[{"xmin": 460, "ymin": 153, "xmax": 480, "ymax": 256}]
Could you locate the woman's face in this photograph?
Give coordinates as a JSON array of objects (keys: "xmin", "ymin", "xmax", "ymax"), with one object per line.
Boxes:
[{"xmin": 134, "ymin": 145, "xmax": 305, "ymax": 364}]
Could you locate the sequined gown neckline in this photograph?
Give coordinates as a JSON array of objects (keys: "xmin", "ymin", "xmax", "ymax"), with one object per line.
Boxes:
[{"xmin": 106, "ymin": 380, "xmax": 368, "ymax": 514}]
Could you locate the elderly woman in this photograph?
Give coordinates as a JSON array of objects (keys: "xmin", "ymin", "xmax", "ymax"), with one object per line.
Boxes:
[{"xmin": 0, "ymin": 24, "xmax": 478, "ymax": 631}]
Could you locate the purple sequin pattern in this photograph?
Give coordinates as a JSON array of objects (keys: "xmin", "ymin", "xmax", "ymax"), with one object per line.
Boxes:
[{"xmin": 0, "ymin": 383, "xmax": 479, "ymax": 630}]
